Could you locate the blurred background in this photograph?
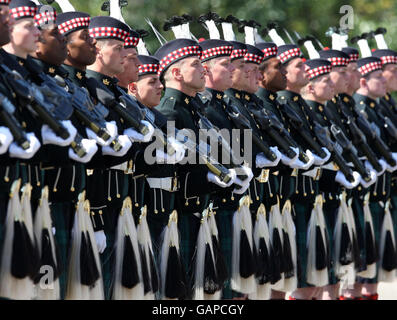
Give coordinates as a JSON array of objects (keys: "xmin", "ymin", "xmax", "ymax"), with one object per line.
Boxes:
[{"xmin": 49, "ymin": 0, "xmax": 397, "ymax": 55}]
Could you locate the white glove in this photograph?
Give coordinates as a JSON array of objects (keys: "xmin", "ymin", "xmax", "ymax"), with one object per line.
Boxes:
[
  {"xmin": 94, "ymin": 230, "xmax": 107, "ymax": 254},
  {"xmin": 233, "ymin": 165, "xmax": 254, "ymax": 194},
  {"xmin": 360, "ymin": 169, "xmax": 377, "ymax": 189},
  {"xmin": 280, "ymin": 147, "xmax": 299, "ymax": 166},
  {"xmin": 9, "ymin": 132, "xmax": 41, "ymax": 159},
  {"xmin": 288, "ymin": 149, "xmax": 315, "ymax": 170},
  {"xmin": 41, "ymin": 120, "xmax": 77, "ymax": 146},
  {"xmin": 86, "ymin": 121, "xmax": 117, "ymax": 146},
  {"xmin": 386, "ymin": 153, "xmax": 397, "ymax": 172},
  {"xmin": 102, "ymin": 134, "xmax": 132, "ymax": 157},
  {"xmin": 155, "ymin": 137, "xmax": 186, "ymax": 164},
  {"xmin": 207, "ymin": 169, "xmax": 237, "ymax": 188},
  {"xmin": 255, "ymin": 146, "xmax": 281, "ymax": 168},
  {"xmin": 335, "ymin": 170, "xmax": 360, "ymax": 189},
  {"xmin": 311, "ymin": 147, "xmax": 331, "ymax": 166},
  {"xmin": 366, "ymin": 159, "xmax": 387, "ymax": 176},
  {"xmin": 68, "ymin": 138, "xmax": 98, "ymax": 163},
  {"xmin": 124, "ymin": 120, "xmax": 155, "ymax": 143},
  {"xmin": 52, "ymin": 227, "xmax": 56, "ymax": 235},
  {"xmin": 0, "ymin": 126, "xmax": 13, "ymax": 154}
]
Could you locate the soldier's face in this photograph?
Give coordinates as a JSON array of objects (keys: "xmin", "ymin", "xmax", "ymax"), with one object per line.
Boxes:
[
  {"xmin": 66, "ymin": 29, "xmax": 97, "ymax": 67},
  {"xmin": 9, "ymin": 18, "xmax": 40, "ymax": 54},
  {"xmin": 36, "ymin": 26, "xmax": 67, "ymax": 66},
  {"xmin": 346, "ymin": 62, "xmax": 360, "ymax": 93},
  {"xmin": 245, "ymin": 62, "xmax": 261, "ymax": 93},
  {"xmin": 285, "ymin": 57, "xmax": 308, "ymax": 89},
  {"xmin": 364, "ymin": 70, "xmax": 387, "ymax": 98},
  {"xmin": 231, "ymin": 58, "xmax": 249, "ymax": 90},
  {"xmin": 205, "ymin": 57, "xmax": 234, "ymax": 91},
  {"xmin": 179, "ymin": 56, "xmax": 206, "ymax": 93},
  {"xmin": 260, "ymin": 58, "xmax": 287, "ymax": 91},
  {"xmin": 382, "ymin": 64, "xmax": 397, "ymax": 92},
  {"xmin": 133, "ymin": 74, "xmax": 164, "ymax": 108},
  {"xmin": 0, "ymin": 4, "xmax": 12, "ymax": 46},
  {"xmin": 116, "ymin": 47, "xmax": 140, "ymax": 84},
  {"xmin": 97, "ymin": 39, "xmax": 127, "ymax": 76},
  {"xmin": 329, "ymin": 66, "xmax": 348, "ymax": 95},
  {"xmin": 310, "ymin": 74, "xmax": 335, "ymax": 102}
]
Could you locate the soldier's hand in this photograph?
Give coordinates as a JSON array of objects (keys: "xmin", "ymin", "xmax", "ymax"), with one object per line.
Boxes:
[
  {"xmin": 288, "ymin": 150, "xmax": 314, "ymax": 170},
  {"xmin": 68, "ymin": 138, "xmax": 98, "ymax": 163},
  {"xmin": 9, "ymin": 132, "xmax": 41, "ymax": 159},
  {"xmin": 155, "ymin": 137, "xmax": 186, "ymax": 164},
  {"xmin": 255, "ymin": 147, "xmax": 281, "ymax": 168},
  {"xmin": 41, "ymin": 120, "xmax": 77, "ymax": 146},
  {"xmin": 360, "ymin": 169, "xmax": 377, "ymax": 188},
  {"xmin": 124, "ymin": 120, "xmax": 155, "ymax": 143},
  {"xmin": 0, "ymin": 126, "xmax": 13, "ymax": 155},
  {"xmin": 280, "ymin": 147, "xmax": 299, "ymax": 166},
  {"xmin": 233, "ymin": 165, "xmax": 253, "ymax": 194},
  {"xmin": 94, "ymin": 230, "xmax": 107, "ymax": 254},
  {"xmin": 335, "ymin": 170, "xmax": 360, "ymax": 189},
  {"xmin": 310, "ymin": 147, "xmax": 331, "ymax": 166},
  {"xmin": 86, "ymin": 121, "xmax": 118, "ymax": 146},
  {"xmin": 102, "ymin": 134, "xmax": 132, "ymax": 157},
  {"xmin": 207, "ymin": 169, "xmax": 237, "ymax": 188}
]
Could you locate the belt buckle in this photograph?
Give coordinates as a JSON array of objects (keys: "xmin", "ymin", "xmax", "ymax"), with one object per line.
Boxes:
[
  {"xmin": 86, "ymin": 169, "xmax": 94, "ymax": 176},
  {"xmin": 291, "ymin": 168, "xmax": 299, "ymax": 177}
]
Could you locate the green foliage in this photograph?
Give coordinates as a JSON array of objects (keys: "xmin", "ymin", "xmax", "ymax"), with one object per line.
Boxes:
[{"xmin": 53, "ymin": 0, "xmax": 397, "ymax": 54}]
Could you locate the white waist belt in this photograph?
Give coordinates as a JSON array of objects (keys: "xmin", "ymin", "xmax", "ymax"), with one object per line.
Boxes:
[{"xmin": 146, "ymin": 177, "xmax": 176, "ymax": 192}]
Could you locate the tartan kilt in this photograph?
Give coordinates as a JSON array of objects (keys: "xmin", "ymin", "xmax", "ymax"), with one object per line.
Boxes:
[
  {"xmin": 358, "ymin": 201, "xmax": 384, "ymax": 284},
  {"xmin": 215, "ymin": 208, "xmax": 243, "ymax": 299},
  {"xmin": 293, "ymin": 200, "xmax": 315, "ymax": 288},
  {"xmin": 50, "ymin": 201, "xmax": 76, "ymax": 300},
  {"xmin": 323, "ymin": 198, "xmax": 340, "ymax": 285},
  {"xmin": 351, "ymin": 196, "xmax": 366, "ymax": 273},
  {"xmin": 390, "ymin": 192, "xmax": 397, "ymax": 245}
]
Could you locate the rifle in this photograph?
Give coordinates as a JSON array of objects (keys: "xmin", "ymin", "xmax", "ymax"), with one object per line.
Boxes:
[
  {"xmin": 249, "ymin": 107, "xmax": 310, "ymax": 163},
  {"xmin": 114, "ymin": 86, "xmax": 176, "ymax": 156},
  {"xmin": 355, "ymin": 110, "xmax": 396, "ymax": 167},
  {"xmin": 0, "ymin": 92, "xmax": 30, "ymax": 150},
  {"xmin": 281, "ymin": 102, "xmax": 327, "ymax": 158},
  {"xmin": 0, "ymin": 64, "xmax": 86, "ymax": 157},
  {"xmin": 50, "ymin": 75, "xmax": 123, "ymax": 152},
  {"xmin": 85, "ymin": 77, "xmax": 150, "ymax": 136},
  {"xmin": 330, "ymin": 124, "xmax": 372, "ymax": 183},
  {"xmin": 313, "ymin": 122, "xmax": 355, "ymax": 182},
  {"xmin": 224, "ymin": 103, "xmax": 278, "ymax": 162}
]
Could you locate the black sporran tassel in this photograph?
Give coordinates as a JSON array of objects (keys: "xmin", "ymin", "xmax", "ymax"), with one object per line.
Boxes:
[
  {"xmin": 139, "ymin": 245, "xmax": 151, "ymax": 294},
  {"xmin": 11, "ymin": 221, "xmax": 36, "ymax": 279},
  {"xmin": 211, "ymin": 235, "xmax": 228, "ymax": 286},
  {"xmin": 80, "ymin": 231, "xmax": 100, "ymax": 286},
  {"xmin": 121, "ymin": 235, "xmax": 140, "ymax": 289},
  {"xmin": 271, "ymin": 228, "xmax": 283, "ymax": 282},
  {"xmin": 256, "ymin": 237, "xmax": 271, "ymax": 285},
  {"xmin": 315, "ymin": 225, "xmax": 327, "ymax": 270},
  {"xmin": 149, "ymin": 249, "xmax": 159, "ymax": 293},
  {"xmin": 365, "ymin": 221, "xmax": 377, "ymax": 265},
  {"xmin": 283, "ymin": 230, "xmax": 294, "ymax": 278},
  {"xmin": 203, "ymin": 243, "xmax": 220, "ymax": 294},
  {"xmin": 339, "ymin": 222, "xmax": 353, "ymax": 265},
  {"xmin": 239, "ymin": 230, "xmax": 256, "ymax": 278},
  {"xmin": 165, "ymin": 245, "xmax": 187, "ymax": 299},
  {"xmin": 382, "ymin": 231, "xmax": 397, "ymax": 271}
]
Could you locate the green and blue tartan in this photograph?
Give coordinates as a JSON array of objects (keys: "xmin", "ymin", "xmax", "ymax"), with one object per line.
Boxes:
[
  {"xmin": 293, "ymin": 201, "xmax": 315, "ymax": 288},
  {"xmin": 358, "ymin": 202, "xmax": 383, "ymax": 284},
  {"xmin": 323, "ymin": 199, "xmax": 340, "ymax": 285},
  {"xmin": 50, "ymin": 201, "xmax": 75, "ymax": 300}
]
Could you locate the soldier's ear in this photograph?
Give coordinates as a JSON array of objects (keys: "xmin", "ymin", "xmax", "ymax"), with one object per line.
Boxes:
[
  {"xmin": 171, "ymin": 66, "xmax": 182, "ymax": 81},
  {"xmin": 128, "ymin": 82, "xmax": 137, "ymax": 95},
  {"xmin": 359, "ymin": 77, "xmax": 368, "ymax": 89}
]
